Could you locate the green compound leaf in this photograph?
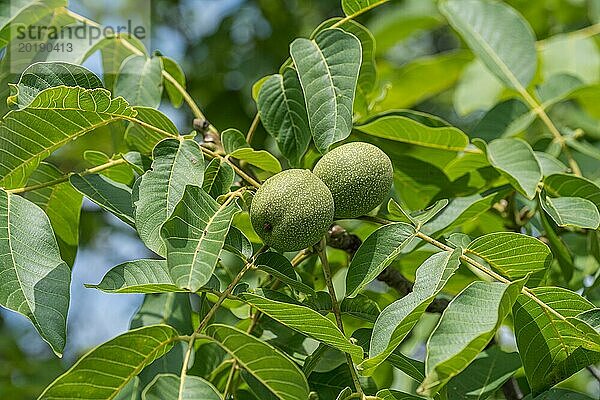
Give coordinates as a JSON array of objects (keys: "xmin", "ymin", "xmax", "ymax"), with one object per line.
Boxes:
[
  {"xmin": 466, "ymin": 232, "xmax": 552, "ymax": 286},
  {"xmin": 0, "ymin": 86, "xmax": 136, "ymax": 188},
  {"xmin": 142, "ymin": 373, "xmax": 222, "ymax": 400},
  {"xmin": 134, "ymin": 138, "xmax": 204, "ymax": 256},
  {"xmin": 513, "ymin": 287, "xmax": 600, "ymax": 395},
  {"xmin": 205, "ymin": 324, "xmax": 310, "ymax": 400},
  {"xmin": 419, "ymin": 278, "xmax": 525, "ymax": 396},
  {"xmin": 362, "ymin": 249, "xmax": 461, "ymax": 375},
  {"xmin": 86, "ymin": 259, "xmax": 184, "ymax": 294},
  {"xmin": 356, "ymin": 114, "xmax": 469, "ymax": 151},
  {"xmin": 257, "ymin": 70, "xmax": 310, "ymax": 166},
  {"xmin": 240, "ymin": 291, "xmax": 364, "ymax": 362},
  {"xmin": 0, "ymin": 189, "xmax": 70, "ymax": 356},
  {"xmin": 346, "ymin": 223, "xmax": 416, "ymax": 297},
  {"xmin": 38, "ymin": 325, "xmax": 178, "ymax": 400},
  {"xmin": 290, "ymin": 28, "xmax": 361, "ymax": 153},
  {"xmin": 161, "ymin": 186, "xmax": 240, "ymax": 292},
  {"xmin": 440, "ymin": 0, "xmax": 537, "ymax": 89},
  {"xmin": 486, "ymin": 138, "xmax": 542, "ymax": 199},
  {"xmin": 70, "ymin": 173, "xmax": 135, "ymax": 226}
]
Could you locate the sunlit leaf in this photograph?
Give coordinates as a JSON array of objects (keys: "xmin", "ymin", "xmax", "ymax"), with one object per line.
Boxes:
[
  {"xmin": 0, "ymin": 86, "xmax": 136, "ymax": 188},
  {"xmin": 86, "ymin": 259, "xmax": 183, "ymax": 294},
  {"xmin": 161, "ymin": 56, "xmax": 186, "ymax": 108},
  {"xmin": 38, "ymin": 325, "xmax": 178, "ymax": 400},
  {"xmin": 341, "ymin": 0, "xmax": 387, "ymax": 16},
  {"xmin": 313, "ymin": 19, "xmax": 376, "ymax": 117},
  {"xmin": 357, "ymin": 114, "xmax": 469, "ymax": 151},
  {"xmin": 440, "ymin": 0, "xmax": 537, "ymax": 89},
  {"xmin": 544, "ymin": 173, "xmax": 600, "ymax": 208},
  {"xmin": 7, "ymin": 61, "xmax": 102, "ymax": 108},
  {"xmin": 229, "ymin": 147, "xmax": 282, "ymax": 173},
  {"xmin": 540, "ymin": 192, "xmax": 600, "ymax": 230},
  {"xmin": 466, "ymin": 232, "xmax": 551, "ymax": 285}
]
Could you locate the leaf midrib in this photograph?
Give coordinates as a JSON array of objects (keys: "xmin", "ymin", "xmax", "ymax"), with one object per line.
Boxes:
[
  {"xmin": 188, "ymin": 197, "xmax": 234, "ymax": 290},
  {"xmin": 444, "ymin": 2, "xmax": 526, "ymax": 92}
]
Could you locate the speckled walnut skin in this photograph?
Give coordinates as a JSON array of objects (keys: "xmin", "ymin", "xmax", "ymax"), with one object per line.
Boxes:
[
  {"xmin": 313, "ymin": 142, "xmax": 393, "ymax": 218},
  {"xmin": 250, "ymin": 169, "xmax": 334, "ymax": 252}
]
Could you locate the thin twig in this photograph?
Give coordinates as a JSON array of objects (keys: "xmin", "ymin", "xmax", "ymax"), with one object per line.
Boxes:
[
  {"xmin": 246, "ymin": 112, "xmax": 260, "ymax": 144},
  {"xmin": 6, "ymin": 158, "xmax": 127, "ymax": 194},
  {"xmin": 317, "ymin": 238, "xmax": 364, "ymax": 397}
]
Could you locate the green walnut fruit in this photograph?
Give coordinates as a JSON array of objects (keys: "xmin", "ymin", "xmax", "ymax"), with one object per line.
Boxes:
[
  {"xmin": 250, "ymin": 169, "xmax": 334, "ymax": 252},
  {"xmin": 313, "ymin": 142, "xmax": 393, "ymax": 218}
]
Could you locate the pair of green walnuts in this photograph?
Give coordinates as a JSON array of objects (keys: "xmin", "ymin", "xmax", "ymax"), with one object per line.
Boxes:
[{"xmin": 250, "ymin": 142, "xmax": 393, "ymax": 252}]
